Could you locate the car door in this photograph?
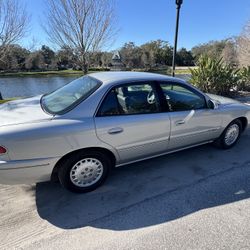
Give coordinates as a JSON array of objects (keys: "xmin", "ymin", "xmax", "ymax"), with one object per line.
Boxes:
[
  {"xmin": 158, "ymin": 81, "xmax": 222, "ymax": 150},
  {"xmin": 94, "ymin": 81, "xmax": 171, "ymax": 164}
]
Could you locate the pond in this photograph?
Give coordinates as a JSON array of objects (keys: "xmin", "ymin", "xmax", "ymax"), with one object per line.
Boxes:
[
  {"xmin": 0, "ymin": 75, "xmax": 81, "ymax": 99},
  {"xmin": 0, "ymin": 74, "xmax": 190, "ymax": 99}
]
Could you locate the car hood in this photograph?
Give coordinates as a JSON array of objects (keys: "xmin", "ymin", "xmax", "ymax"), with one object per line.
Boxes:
[
  {"xmin": 206, "ymin": 93, "xmax": 241, "ymax": 105},
  {"xmin": 0, "ymin": 95, "xmax": 53, "ymax": 127}
]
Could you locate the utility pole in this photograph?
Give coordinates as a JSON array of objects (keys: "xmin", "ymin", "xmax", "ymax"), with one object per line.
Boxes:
[{"xmin": 172, "ymin": 0, "xmax": 183, "ymax": 77}]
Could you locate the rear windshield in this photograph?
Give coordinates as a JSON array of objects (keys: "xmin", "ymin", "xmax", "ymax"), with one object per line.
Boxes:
[{"xmin": 41, "ymin": 76, "xmax": 101, "ymax": 114}]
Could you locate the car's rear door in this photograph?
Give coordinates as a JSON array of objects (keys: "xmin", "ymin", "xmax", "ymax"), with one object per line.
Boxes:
[
  {"xmin": 158, "ymin": 81, "xmax": 222, "ymax": 150},
  {"xmin": 94, "ymin": 81, "xmax": 171, "ymax": 164}
]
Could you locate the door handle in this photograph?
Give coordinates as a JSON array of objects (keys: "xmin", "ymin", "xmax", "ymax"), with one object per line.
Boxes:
[
  {"xmin": 175, "ymin": 120, "xmax": 185, "ymax": 125},
  {"xmin": 108, "ymin": 127, "xmax": 124, "ymax": 134}
]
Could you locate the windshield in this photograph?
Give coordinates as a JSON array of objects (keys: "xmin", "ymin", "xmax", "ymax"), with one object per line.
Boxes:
[{"xmin": 41, "ymin": 76, "xmax": 101, "ymax": 114}]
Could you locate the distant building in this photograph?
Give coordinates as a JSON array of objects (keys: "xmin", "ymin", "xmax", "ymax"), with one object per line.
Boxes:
[{"xmin": 110, "ymin": 51, "xmax": 126, "ymax": 71}]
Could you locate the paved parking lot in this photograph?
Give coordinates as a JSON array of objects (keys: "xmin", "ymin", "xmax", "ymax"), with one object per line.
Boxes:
[{"xmin": 0, "ymin": 128, "xmax": 250, "ymax": 250}]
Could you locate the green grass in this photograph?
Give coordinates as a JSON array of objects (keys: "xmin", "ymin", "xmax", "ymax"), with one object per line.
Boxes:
[
  {"xmin": 150, "ymin": 68, "xmax": 191, "ymax": 75},
  {"xmin": 175, "ymin": 69, "xmax": 192, "ymax": 74},
  {"xmin": 0, "ymin": 69, "xmax": 85, "ymax": 77},
  {"xmin": 0, "ymin": 98, "xmax": 18, "ymax": 104},
  {"xmin": 0, "ymin": 68, "xmax": 193, "ymax": 77}
]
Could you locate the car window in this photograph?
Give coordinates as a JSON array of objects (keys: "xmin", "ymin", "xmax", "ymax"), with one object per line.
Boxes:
[
  {"xmin": 97, "ymin": 83, "xmax": 160, "ymax": 116},
  {"xmin": 42, "ymin": 76, "xmax": 101, "ymax": 114},
  {"xmin": 97, "ymin": 89, "xmax": 120, "ymax": 116},
  {"xmin": 159, "ymin": 83, "xmax": 206, "ymax": 111}
]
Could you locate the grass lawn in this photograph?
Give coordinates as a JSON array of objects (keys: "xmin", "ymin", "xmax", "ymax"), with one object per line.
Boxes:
[
  {"xmin": 174, "ymin": 68, "xmax": 192, "ymax": 74},
  {"xmin": 149, "ymin": 68, "xmax": 192, "ymax": 75},
  {"xmin": 0, "ymin": 98, "xmax": 18, "ymax": 104},
  {"xmin": 0, "ymin": 68, "xmax": 193, "ymax": 77},
  {"xmin": 0, "ymin": 69, "xmax": 85, "ymax": 77}
]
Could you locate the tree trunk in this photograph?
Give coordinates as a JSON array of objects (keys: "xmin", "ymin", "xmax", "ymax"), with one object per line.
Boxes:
[
  {"xmin": 83, "ymin": 63, "xmax": 88, "ymax": 74},
  {"xmin": 80, "ymin": 53, "xmax": 88, "ymax": 74}
]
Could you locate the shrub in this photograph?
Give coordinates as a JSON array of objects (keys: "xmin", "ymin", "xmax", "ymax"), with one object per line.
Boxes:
[
  {"xmin": 88, "ymin": 67, "xmax": 110, "ymax": 72},
  {"xmin": 237, "ymin": 66, "xmax": 250, "ymax": 91},
  {"xmin": 189, "ymin": 55, "xmax": 240, "ymax": 95}
]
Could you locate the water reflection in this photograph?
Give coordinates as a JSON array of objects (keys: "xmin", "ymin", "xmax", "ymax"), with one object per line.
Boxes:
[{"xmin": 0, "ymin": 76, "xmax": 80, "ymax": 98}]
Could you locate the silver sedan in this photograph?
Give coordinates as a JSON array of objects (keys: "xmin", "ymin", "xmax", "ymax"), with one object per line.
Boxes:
[{"xmin": 0, "ymin": 72, "xmax": 249, "ymax": 193}]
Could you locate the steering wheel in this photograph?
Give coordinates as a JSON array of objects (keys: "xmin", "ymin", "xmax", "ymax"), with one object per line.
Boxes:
[{"xmin": 147, "ymin": 90, "xmax": 156, "ymax": 104}]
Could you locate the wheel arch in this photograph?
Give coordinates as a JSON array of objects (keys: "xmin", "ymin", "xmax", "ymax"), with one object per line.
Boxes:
[
  {"xmin": 51, "ymin": 147, "xmax": 117, "ymax": 181},
  {"xmin": 237, "ymin": 116, "xmax": 248, "ymax": 132}
]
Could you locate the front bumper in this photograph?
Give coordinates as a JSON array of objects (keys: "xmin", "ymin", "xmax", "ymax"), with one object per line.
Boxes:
[{"xmin": 0, "ymin": 157, "xmax": 60, "ymax": 185}]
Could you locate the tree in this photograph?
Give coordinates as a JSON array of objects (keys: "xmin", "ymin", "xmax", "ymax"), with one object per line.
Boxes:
[
  {"xmin": 160, "ymin": 41, "xmax": 173, "ymax": 66},
  {"xmin": 0, "ymin": 44, "xmax": 30, "ymax": 70},
  {"xmin": 41, "ymin": 45, "xmax": 55, "ymax": 69},
  {"xmin": 120, "ymin": 42, "xmax": 142, "ymax": 69},
  {"xmin": 118, "ymin": 40, "xmax": 174, "ymax": 70},
  {"xmin": 221, "ymin": 38, "xmax": 238, "ymax": 66},
  {"xmin": 191, "ymin": 40, "xmax": 227, "ymax": 61},
  {"xmin": 100, "ymin": 52, "xmax": 113, "ymax": 67},
  {"xmin": 44, "ymin": 0, "xmax": 117, "ymax": 73},
  {"xmin": 0, "ymin": 0, "xmax": 30, "ymax": 63},
  {"xmin": 89, "ymin": 51, "xmax": 104, "ymax": 67},
  {"xmin": 56, "ymin": 46, "xmax": 76, "ymax": 69},
  {"xmin": 237, "ymin": 20, "xmax": 250, "ymax": 67},
  {"xmin": 176, "ymin": 48, "xmax": 194, "ymax": 66},
  {"xmin": 141, "ymin": 40, "xmax": 173, "ymax": 68},
  {"xmin": 25, "ymin": 51, "xmax": 46, "ymax": 71}
]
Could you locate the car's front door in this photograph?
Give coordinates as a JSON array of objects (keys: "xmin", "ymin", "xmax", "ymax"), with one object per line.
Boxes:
[
  {"xmin": 94, "ymin": 82, "xmax": 171, "ymax": 164},
  {"xmin": 158, "ymin": 82, "xmax": 222, "ymax": 150}
]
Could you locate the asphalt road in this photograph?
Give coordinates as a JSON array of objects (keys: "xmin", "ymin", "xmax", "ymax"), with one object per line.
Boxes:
[{"xmin": 0, "ymin": 129, "xmax": 250, "ymax": 250}]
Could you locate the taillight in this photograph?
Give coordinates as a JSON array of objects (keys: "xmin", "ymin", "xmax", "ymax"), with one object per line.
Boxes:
[{"xmin": 0, "ymin": 146, "xmax": 7, "ymax": 154}]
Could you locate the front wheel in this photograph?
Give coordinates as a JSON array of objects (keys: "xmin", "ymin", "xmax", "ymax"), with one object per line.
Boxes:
[
  {"xmin": 58, "ymin": 151, "xmax": 111, "ymax": 193},
  {"xmin": 214, "ymin": 119, "xmax": 242, "ymax": 149}
]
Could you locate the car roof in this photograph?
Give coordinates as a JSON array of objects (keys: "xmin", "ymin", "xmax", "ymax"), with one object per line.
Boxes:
[{"xmin": 89, "ymin": 71, "xmax": 186, "ymax": 84}]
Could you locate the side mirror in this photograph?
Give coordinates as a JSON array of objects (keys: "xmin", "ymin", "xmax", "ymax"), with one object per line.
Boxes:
[{"xmin": 208, "ymin": 99, "xmax": 219, "ymax": 110}]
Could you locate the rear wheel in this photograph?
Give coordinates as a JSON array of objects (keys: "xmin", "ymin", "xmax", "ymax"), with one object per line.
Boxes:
[
  {"xmin": 58, "ymin": 150, "xmax": 111, "ymax": 193},
  {"xmin": 214, "ymin": 119, "xmax": 242, "ymax": 149}
]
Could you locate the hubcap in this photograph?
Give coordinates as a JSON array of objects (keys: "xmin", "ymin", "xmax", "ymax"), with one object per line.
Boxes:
[
  {"xmin": 70, "ymin": 158, "xmax": 104, "ymax": 187},
  {"xmin": 224, "ymin": 124, "xmax": 240, "ymax": 146}
]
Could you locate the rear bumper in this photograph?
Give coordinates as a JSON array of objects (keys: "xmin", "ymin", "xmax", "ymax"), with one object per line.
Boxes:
[{"xmin": 0, "ymin": 157, "xmax": 60, "ymax": 185}]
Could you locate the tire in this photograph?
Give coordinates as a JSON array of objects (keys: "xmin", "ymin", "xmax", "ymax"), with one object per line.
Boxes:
[
  {"xmin": 213, "ymin": 119, "xmax": 242, "ymax": 149},
  {"xmin": 58, "ymin": 150, "xmax": 111, "ymax": 193}
]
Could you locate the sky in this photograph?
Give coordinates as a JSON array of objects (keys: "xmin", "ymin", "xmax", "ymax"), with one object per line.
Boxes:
[{"xmin": 22, "ymin": 0, "xmax": 250, "ymax": 51}]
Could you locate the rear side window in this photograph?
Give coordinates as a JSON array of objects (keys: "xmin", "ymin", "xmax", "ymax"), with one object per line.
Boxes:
[{"xmin": 97, "ymin": 82, "xmax": 160, "ymax": 116}]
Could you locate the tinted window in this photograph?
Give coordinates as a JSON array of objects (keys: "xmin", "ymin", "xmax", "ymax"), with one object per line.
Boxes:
[
  {"xmin": 97, "ymin": 83, "xmax": 159, "ymax": 116},
  {"xmin": 160, "ymin": 83, "xmax": 206, "ymax": 111},
  {"xmin": 98, "ymin": 89, "xmax": 120, "ymax": 116}
]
